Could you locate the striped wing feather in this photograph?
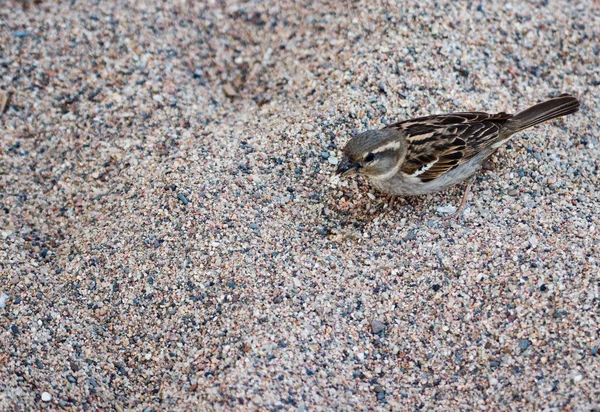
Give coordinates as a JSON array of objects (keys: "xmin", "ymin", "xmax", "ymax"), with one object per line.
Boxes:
[{"xmin": 385, "ymin": 112, "xmax": 512, "ymax": 182}]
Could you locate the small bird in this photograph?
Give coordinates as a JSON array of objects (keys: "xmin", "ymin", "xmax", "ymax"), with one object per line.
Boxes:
[{"xmin": 336, "ymin": 94, "xmax": 580, "ymax": 215}]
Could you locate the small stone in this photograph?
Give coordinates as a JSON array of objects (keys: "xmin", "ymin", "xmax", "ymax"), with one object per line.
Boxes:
[
  {"xmin": 508, "ymin": 189, "xmax": 519, "ymax": 197},
  {"xmin": 573, "ymin": 374, "xmax": 584, "ymax": 383},
  {"xmin": 10, "ymin": 324, "xmax": 19, "ymax": 335},
  {"xmin": 0, "ymin": 293, "xmax": 9, "ymax": 309},
  {"xmin": 13, "ymin": 31, "xmax": 29, "ymax": 38},
  {"xmin": 518, "ymin": 339, "xmax": 530, "ymax": 350},
  {"xmin": 327, "ymin": 156, "xmax": 339, "ymax": 166},
  {"xmin": 482, "ymin": 159, "xmax": 495, "ymax": 171},
  {"xmin": 371, "ymin": 319, "xmax": 386, "ymax": 334},
  {"xmin": 373, "ymin": 384, "xmax": 385, "ymax": 393},
  {"xmin": 144, "ymin": 353, "xmax": 152, "ymax": 360},
  {"xmin": 41, "ymin": 392, "xmax": 52, "ymax": 402},
  {"xmin": 177, "ymin": 193, "xmax": 189, "ymax": 205},
  {"xmin": 67, "ymin": 375, "xmax": 77, "ymax": 383},
  {"xmin": 223, "ymin": 83, "xmax": 238, "ymax": 97},
  {"xmin": 546, "ymin": 176, "xmax": 556, "ymax": 185},
  {"xmin": 436, "ymin": 205, "xmax": 457, "ymax": 215},
  {"xmin": 249, "ymin": 223, "xmax": 259, "ymax": 230},
  {"xmin": 320, "ymin": 152, "xmax": 329, "ymax": 159},
  {"xmin": 528, "ymin": 235, "xmax": 538, "ymax": 248}
]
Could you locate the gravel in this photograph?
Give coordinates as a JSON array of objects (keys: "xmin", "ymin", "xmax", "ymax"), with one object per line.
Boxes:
[{"xmin": 1, "ymin": 0, "xmax": 599, "ymax": 410}]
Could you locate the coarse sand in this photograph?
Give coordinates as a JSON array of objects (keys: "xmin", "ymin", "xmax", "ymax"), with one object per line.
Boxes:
[{"xmin": 1, "ymin": 1, "xmax": 599, "ymax": 410}]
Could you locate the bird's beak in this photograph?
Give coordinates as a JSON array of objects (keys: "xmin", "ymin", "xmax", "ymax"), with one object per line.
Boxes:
[{"xmin": 335, "ymin": 156, "xmax": 360, "ymax": 176}]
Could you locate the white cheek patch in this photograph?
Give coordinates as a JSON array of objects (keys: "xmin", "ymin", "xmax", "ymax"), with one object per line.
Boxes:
[
  {"xmin": 372, "ymin": 160, "xmax": 402, "ymax": 180},
  {"xmin": 411, "ymin": 159, "xmax": 438, "ymax": 176},
  {"xmin": 371, "ymin": 141, "xmax": 402, "ymax": 154}
]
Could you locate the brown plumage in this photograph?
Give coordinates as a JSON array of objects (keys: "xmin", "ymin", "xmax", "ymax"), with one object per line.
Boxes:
[
  {"xmin": 336, "ymin": 94, "xmax": 581, "ymax": 214},
  {"xmin": 382, "ymin": 94, "xmax": 580, "ymax": 183}
]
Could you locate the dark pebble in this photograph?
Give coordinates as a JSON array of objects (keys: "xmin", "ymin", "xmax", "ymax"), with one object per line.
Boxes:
[
  {"xmin": 371, "ymin": 319, "xmax": 386, "ymax": 334},
  {"xmin": 89, "ymin": 378, "xmax": 98, "ymax": 387},
  {"xmin": 518, "ymin": 339, "xmax": 530, "ymax": 350},
  {"xmin": 227, "ymin": 280, "xmax": 236, "ymax": 289},
  {"xmin": 489, "ymin": 361, "xmax": 500, "ymax": 367},
  {"xmin": 431, "ymin": 284, "xmax": 441, "ymax": 292},
  {"xmin": 13, "ymin": 31, "xmax": 29, "ymax": 38},
  {"xmin": 249, "ymin": 223, "xmax": 259, "ymax": 230},
  {"xmin": 177, "ymin": 193, "xmax": 189, "ymax": 205},
  {"xmin": 591, "ymin": 347, "xmax": 598, "ymax": 356},
  {"xmin": 376, "ymin": 392, "xmax": 386, "ymax": 402},
  {"xmin": 67, "ymin": 375, "xmax": 77, "ymax": 383},
  {"xmin": 11, "ymin": 324, "xmax": 19, "ymax": 335},
  {"xmin": 320, "ymin": 152, "xmax": 329, "ymax": 159},
  {"xmin": 316, "ymin": 227, "xmax": 328, "ymax": 236},
  {"xmin": 306, "ymin": 369, "xmax": 314, "ymax": 376},
  {"xmin": 540, "ymin": 284, "xmax": 547, "ymax": 292}
]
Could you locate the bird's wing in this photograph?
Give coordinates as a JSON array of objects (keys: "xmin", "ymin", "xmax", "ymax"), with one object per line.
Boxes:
[{"xmin": 385, "ymin": 112, "xmax": 512, "ymax": 182}]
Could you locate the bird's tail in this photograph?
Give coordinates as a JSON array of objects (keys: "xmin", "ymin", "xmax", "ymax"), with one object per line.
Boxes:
[{"xmin": 507, "ymin": 94, "xmax": 580, "ymax": 133}]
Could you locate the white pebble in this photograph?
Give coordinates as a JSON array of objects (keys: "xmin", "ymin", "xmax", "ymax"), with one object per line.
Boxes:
[
  {"xmin": 328, "ymin": 156, "xmax": 339, "ymax": 165},
  {"xmin": 0, "ymin": 293, "xmax": 9, "ymax": 309},
  {"xmin": 436, "ymin": 205, "xmax": 457, "ymax": 215},
  {"xmin": 41, "ymin": 392, "xmax": 52, "ymax": 402},
  {"xmin": 529, "ymin": 235, "xmax": 538, "ymax": 248}
]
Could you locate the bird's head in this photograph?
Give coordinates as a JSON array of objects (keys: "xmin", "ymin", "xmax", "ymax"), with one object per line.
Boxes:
[{"xmin": 336, "ymin": 129, "xmax": 406, "ymax": 179}]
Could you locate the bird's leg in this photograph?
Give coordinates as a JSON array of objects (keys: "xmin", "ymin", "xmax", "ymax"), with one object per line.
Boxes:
[
  {"xmin": 448, "ymin": 178, "xmax": 473, "ymax": 219},
  {"xmin": 387, "ymin": 195, "xmax": 397, "ymax": 209}
]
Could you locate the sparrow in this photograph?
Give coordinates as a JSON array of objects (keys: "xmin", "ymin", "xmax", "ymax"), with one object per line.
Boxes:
[{"xmin": 336, "ymin": 94, "xmax": 580, "ymax": 215}]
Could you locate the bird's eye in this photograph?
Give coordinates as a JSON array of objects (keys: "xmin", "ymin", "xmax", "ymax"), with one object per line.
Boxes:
[{"xmin": 364, "ymin": 153, "xmax": 375, "ymax": 162}]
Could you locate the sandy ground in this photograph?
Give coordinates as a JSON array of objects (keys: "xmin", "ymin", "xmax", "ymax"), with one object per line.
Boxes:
[{"xmin": 1, "ymin": 0, "xmax": 599, "ymax": 410}]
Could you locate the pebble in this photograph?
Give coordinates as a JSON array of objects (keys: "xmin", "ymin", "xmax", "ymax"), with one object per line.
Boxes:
[
  {"xmin": 41, "ymin": 392, "xmax": 52, "ymax": 402},
  {"xmin": 327, "ymin": 156, "xmax": 339, "ymax": 166},
  {"xmin": 177, "ymin": 193, "xmax": 189, "ymax": 205},
  {"xmin": 508, "ymin": 189, "xmax": 519, "ymax": 196},
  {"xmin": 518, "ymin": 339, "xmax": 530, "ymax": 350},
  {"xmin": 436, "ymin": 205, "xmax": 457, "ymax": 215},
  {"xmin": 371, "ymin": 319, "xmax": 386, "ymax": 334},
  {"xmin": 222, "ymin": 83, "xmax": 238, "ymax": 97},
  {"xmin": 0, "ymin": 293, "xmax": 9, "ymax": 309},
  {"xmin": 13, "ymin": 31, "xmax": 29, "ymax": 38},
  {"xmin": 320, "ymin": 152, "xmax": 329, "ymax": 159}
]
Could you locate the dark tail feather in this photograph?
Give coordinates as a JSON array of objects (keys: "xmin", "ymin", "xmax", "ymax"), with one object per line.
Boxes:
[{"xmin": 507, "ymin": 94, "xmax": 580, "ymax": 133}]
